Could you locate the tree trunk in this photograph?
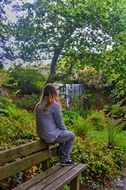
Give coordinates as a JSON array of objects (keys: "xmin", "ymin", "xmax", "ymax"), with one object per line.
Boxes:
[
  {"xmin": 50, "ymin": 47, "xmax": 62, "ymax": 75},
  {"xmin": 48, "ymin": 47, "xmax": 62, "ymax": 83}
]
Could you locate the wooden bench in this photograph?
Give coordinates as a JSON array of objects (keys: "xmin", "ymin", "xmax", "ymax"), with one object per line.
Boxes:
[{"xmin": 0, "ymin": 140, "xmax": 88, "ymax": 190}]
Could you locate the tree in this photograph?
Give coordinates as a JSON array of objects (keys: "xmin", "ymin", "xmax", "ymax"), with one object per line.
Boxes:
[
  {"xmin": 11, "ymin": 0, "xmax": 126, "ymax": 79},
  {"xmin": 0, "ymin": 0, "xmax": 17, "ymax": 65}
]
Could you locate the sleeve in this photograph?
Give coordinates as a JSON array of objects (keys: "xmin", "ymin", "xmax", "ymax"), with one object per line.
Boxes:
[{"xmin": 53, "ymin": 103, "xmax": 66, "ymax": 130}]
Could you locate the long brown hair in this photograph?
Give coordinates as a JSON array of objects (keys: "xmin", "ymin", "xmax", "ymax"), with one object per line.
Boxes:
[{"xmin": 36, "ymin": 83, "xmax": 60, "ymax": 111}]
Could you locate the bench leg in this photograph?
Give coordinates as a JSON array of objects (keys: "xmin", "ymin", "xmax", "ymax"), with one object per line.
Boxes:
[
  {"xmin": 42, "ymin": 160, "xmax": 51, "ymax": 171},
  {"xmin": 70, "ymin": 173, "xmax": 81, "ymax": 190}
]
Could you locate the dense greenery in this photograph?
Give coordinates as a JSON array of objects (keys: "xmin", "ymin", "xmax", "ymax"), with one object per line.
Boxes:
[
  {"xmin": 0, "ymin": 96, "xmax": 36, "ymax": 148},
  {"xmin": 0, "ymin": 0, "xmax": 126, "ymax": 189},
  {"xmin": 7, "ymin": 66, "xmax": 47, "ymax": 94},
  {"xmin": 2, "ymin": 0, "xmax": 125, "ymax": 77},
  {"xmin": 0, "ymin": 93, "xmax": 126, "ymax": 187}
]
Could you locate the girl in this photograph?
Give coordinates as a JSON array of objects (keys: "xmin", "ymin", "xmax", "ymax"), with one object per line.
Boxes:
[{"xmin": 35, "ymin": 83, "xmax": 75, "ymax": 166}]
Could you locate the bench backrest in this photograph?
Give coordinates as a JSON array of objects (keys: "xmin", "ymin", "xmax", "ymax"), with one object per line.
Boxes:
[{"xmin": 0, "ymin": 140, "xmax": 57, "ymax": 181}]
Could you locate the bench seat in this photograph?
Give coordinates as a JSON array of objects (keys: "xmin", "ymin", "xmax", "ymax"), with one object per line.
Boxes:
[
  {"xmin": 0, "ymin": 140, "xmax": 88, "ymax": 190},
  {"xmin": 13, "ymin": 163, "xmax": 88, "ymax": 190}
]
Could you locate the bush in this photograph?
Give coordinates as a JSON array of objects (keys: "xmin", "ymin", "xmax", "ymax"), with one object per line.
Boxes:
[
  {"xmin": 71, "ymin": 116, "xmax": 88, "ymax": 139},
  {"xmin": 86, "ymin": 111, "xmax": 107, "ymax": 131},
  {"xmin": 0, "ymin": 96, "xmax": 37, "ymax": 147},
  {"xmin": 16, "ymin": 94, "xmax": 39, "ymax": 111},
  {"xmin": 0, "ymin": 108, "xmax": 10, "ymax": 116},
  {"xmin": 62, "ymin": 110, "xmax": 80, "ymax": 126},
  {"xmin": 0, "ymin": 96, "xmax": 16, "ymax": 117},
  {"xmin": 107, "ymin": 120, "xmax": 121, "ymax": 148},
  {"xmin": 8, "ymin": 66, "xmax": 47, "ymax": 94},
  {"xmin": 78, "ymin": 66, "xmax": 104, "ymax": 89},
  {"xmin": 0, "ymin": 96, "xmax": 13, "ymax": 109},
  {"xmin": 71, "ymin": 137, "xmax": 126, "ymax": 185},
  {"xmin": 0, "ymin": 113, "xmax": 37, "ymax": 148}
]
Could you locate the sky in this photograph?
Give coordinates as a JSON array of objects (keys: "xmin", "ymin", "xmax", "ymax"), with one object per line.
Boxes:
[{"xmin": 3, "ymin": 0, "xmax": 35, "ymax": 22}]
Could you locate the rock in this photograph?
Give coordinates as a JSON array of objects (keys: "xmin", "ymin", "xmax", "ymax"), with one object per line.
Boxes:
[{"xmin": 113, "ymin": 170, "xmax": 126, "ymax": 190}]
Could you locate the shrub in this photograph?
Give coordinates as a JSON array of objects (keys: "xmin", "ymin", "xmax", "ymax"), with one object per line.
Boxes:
[
  {"xmin": 8, "ymin": 66, "xmax": 47, "ymax": 94},
  {"xmin": 0, "ymin": 96, "xmax": 13, "ymax": 109},
  {"xmin": 0, "ymin": 96, "xmax": 37, "ymax": 148},
  {"xmin": 0, "ymin": 113, "xmax": 37, "ymax": 148},
  {"xmin": 16, "ymin": 94, "xmax": 39, "ymax": 111},
  {"xmin": 72, "ymin": 116, "xmax": 88, "ymax": 139},
  {"xmin": 78, "ymin": 66, "xmax": 104, "ymax": 89},
  {"xmin": 107, "ymin": 120, "xmax": 121, "ymax": 148},
  {"xmin": 86, "ymin": 111, "xmax": 107, "ymax": 131},
  {"xmin": 62, "ymin": 110, "xmax": 80, "ymax": 126},
  {"xmin": 71, "ymin": 137, "xmax": 126, "ymax": 185},
  {"xmin": 0, "ymin": 96, "xmax": 16, "ymax": 117},
  {"xmin": 0, "ymin": 108, "xmax": 10, "ymax": 116},
  {"xmin": 83, "ymin": 89, "xmax": 95, "ymax": 109}
]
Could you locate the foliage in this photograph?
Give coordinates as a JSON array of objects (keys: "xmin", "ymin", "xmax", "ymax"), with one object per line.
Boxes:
[
  {"xmin": 12, "ymin": 0, "xmax": 126, "ymax": 75},
  {"xmin": 0, "ymin": 113, "xmax": 36, "ymax": 148},
  {"xmin": 86, "ymin": 111, "xmax": 107, "ymax": 131},
  {"xmin": 0, "ymin": 94, "xmax": 126, "ymax": 189},
  {"xmin": 68, "ymin": 110, "xmax": 126, "ymax": 149},
  {"xmin": 16, "ymin": 94, "xmax": 39, "ymax": 111},
  {"xmin": 0, "ymin": 108, "xmax": 10, "ymax": 116},
  {"xmin": 8, "ymin": 66, "xmax": 47, "ymax": 94},
  {"xmin": 82, "ymin": 89, "xmax": 95, "ymax": 109},
  {"xmin": 62, "ymin": 109, "xmax": 80, "ymax": 126},
  {"xmin": 87, "ymin": 40, "xmax": 126, "ymax": 105},
  {"xmin": 0, "ymin": 96, "xmax": 37, "ymax": 147},
  {"xmin": 0, "ymin": 62, "xmax": 4, "ymax": 69},
  {"xmin": 0, "ymin": 69, "xmax": 9, "ymax": 85},
  {"xmin": 103, "ymin": 103, "xmax": 126, "ymax": 130},
  {"xmin": 61, "ymin": 185, "xmax": 70, "ymax": 190},
  {"xmin": 0, "ymin": 96, "xmax": 13, "ymax": 110},
  {"xmin": 111, "ymin": 104, "xmax": 125, "ymax": 117},
  {"xmin": 79, "ymin": 66, "xmax": 104, "ymax": 89},
  {"xmin": 71, "ymin": 116, "xmax": 88, "ymax": 139},
  {"xmin": 0, "ymin": 0, "xmax": 16, "ymax": 65},
  {"xmin": 107, "ymin": 120, "xmax": 120, "ymax": 148},
  {"xmin": 71, "ymin": 137, "xmax": 126, "ymax": 185}
]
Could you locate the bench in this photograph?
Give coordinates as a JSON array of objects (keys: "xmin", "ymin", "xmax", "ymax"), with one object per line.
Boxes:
[{"xmin": 0, "ymin": 140, "xmax": 88, "ymax": 190}]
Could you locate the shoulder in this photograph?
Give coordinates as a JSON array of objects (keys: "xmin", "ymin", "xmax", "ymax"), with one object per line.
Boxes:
[{"xmin": 50, "ymin": 101, "xmax": 61, "ymax": 110}]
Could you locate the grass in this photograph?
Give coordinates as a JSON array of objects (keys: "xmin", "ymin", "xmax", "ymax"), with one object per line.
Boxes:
[
  {"xmin": 116, "ymin": 131, "xmax": 126, "ymax": 149},
  {"xmin": 88, "ymin": 127, "xmax": 126, "ymax": 149}
]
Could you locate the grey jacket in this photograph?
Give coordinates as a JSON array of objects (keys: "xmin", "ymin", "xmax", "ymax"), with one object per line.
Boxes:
[{"xmin": 35, "ymin": 101, "xmax": 66, "ymax": 143}]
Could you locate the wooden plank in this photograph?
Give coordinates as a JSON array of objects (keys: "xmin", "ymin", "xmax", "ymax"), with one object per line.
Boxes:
[
  {"xmin": 0, "ymin": 149, "xmax": 51, "ymax": 180},
  {"xmin": 43, "ymin": 164, "xmax": 88, "ymax": 190},
  {"xmin": 70, "ymin": 173, "xmax": 81, "ymax": 190},
  {"xmin": 12, "ymin": 164, "xmax": 62, "ymax": 190},
  {"xmin": 0, "ymin": 140, "xmax": 48, "ymax": 165},
  {"xmin": 28, "ymin": 164, "xmax": 77, "ymax": 190}
]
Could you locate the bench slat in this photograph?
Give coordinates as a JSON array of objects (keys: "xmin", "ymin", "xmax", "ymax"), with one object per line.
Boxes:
[
  {"xmin": 0, "ymin": 140, "xmax": 48, "ymax": 165},
  {"xmin": 28, "ymin": 164, "xmax": 77, "ymax": 190},
  {"xmin": 13, "ymin": 164, "xmax": 62, "ymax": 190},
  {"xmin": 0, "ymin": 149, "xmax": 51, "ymax": 180},
  {"xmin": 43, "ymin": 164, "xmax": 88, "ymax": 190}
]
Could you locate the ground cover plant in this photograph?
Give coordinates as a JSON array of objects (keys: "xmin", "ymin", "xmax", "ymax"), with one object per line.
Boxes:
[
  {"xmin": 0, "ymin": 65, "xmax": 126, "ymax": 189},
  {"xmin": 0, "ymin": 96, "xmax": 37, "ymax": 148}
]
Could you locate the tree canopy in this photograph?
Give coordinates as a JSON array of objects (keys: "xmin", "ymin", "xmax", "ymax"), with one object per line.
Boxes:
[
  {"xmin": 11, "ymin": 0, "xmax": 125, "ymax": 76},
  {"xmin": 0, "ymin": 0, "xmax": 126, "ymax": 79}
]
